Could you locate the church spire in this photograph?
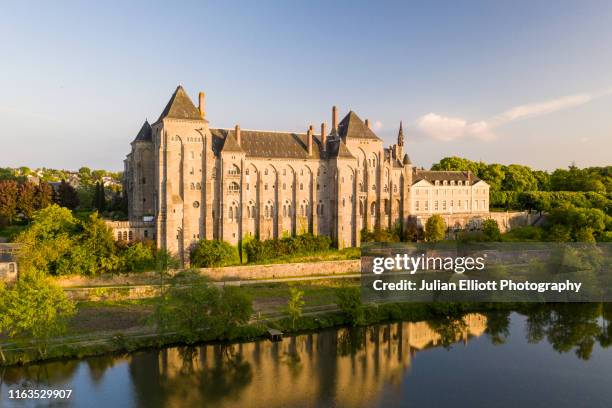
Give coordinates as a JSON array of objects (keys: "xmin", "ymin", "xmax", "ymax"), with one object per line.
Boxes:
[{"xmin": 397, "ymin": 121, "xmax": 404, "ymax": 146}]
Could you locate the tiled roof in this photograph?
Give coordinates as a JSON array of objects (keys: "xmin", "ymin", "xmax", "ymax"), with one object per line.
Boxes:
[
  {"xmin": 413, "ymin": 169, "xmax": 481, "ymax": 185},
  {"xmin": 133, "ymin": 120, "xmax": 152, "ymax": 143},
  {"xmin": 157, "ymin": 85, "xmax": 202, "ymax": 122},
  {"xmin": 210, "ymin": 129, "xmax": 354, "ymax": 160},
  {"xmin": 337, "ymin": 111, "xmax": 381, "ymax": 141}
]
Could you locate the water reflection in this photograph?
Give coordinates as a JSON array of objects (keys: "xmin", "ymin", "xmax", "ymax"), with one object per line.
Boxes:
[{"xmin": 2, "ymin": 304, "xmax": 612, "ymax": 408}]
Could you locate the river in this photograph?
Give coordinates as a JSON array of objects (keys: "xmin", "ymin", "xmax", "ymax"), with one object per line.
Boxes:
[{"xmin": 1, "ymin": 304, "xmax": 612, "ymax": 407}]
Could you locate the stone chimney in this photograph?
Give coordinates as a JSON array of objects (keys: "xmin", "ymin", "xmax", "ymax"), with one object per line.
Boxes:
[
  {"xmin": 198, "ymin": 91, "xmax": 206, "ymax": 119},
  {"xmin": 321, "ymin": 122, "xmax": 327, "ymax": 152},
  {"xmin": 365, "ymin": 119, "xmax": 370, "ymax": 129},
  {"xmin": 235, "ymin": 124, "xmax": 241, "ymax": 146},
  {"xmin": 332, "ymin": 106, "xmax": 338, "ymax": 135},
  {"xmin": 307, "ymin": 125, "xmax": 313, "ymax": 156}
]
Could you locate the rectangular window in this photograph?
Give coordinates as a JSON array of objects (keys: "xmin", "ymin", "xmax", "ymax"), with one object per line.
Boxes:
[{"xmin": 415, "ymin": 201, "xmax": 419, "ymax": 211}]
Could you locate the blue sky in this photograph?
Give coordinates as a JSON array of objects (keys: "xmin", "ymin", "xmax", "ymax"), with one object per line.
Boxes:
[{"xmin": 1, "ymin": 0, "xmax": 611, "ymax": 171}]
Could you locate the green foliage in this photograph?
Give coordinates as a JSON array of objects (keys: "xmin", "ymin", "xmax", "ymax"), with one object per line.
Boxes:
[
  {"xmin": 482, "ymin": 219, "xmax": 501, "ymax": 241},
  {"xmin": 360, "ymin": 227, "xmax": 401, "ymax": 243},
  {"xmin": 285, "ymin": 287, "xmax": 305, "ymax": 329},
  {"xmin": 502, "ymin": 226, "xmax": 543, "ymax": 242},
  {"xmin": 154, "ymin": 277, "xmax": 253, "ymax": 343},
  {"xmin": 55, "ymin": 180, "xmax": 80, "ymax": 210},
  {"xmin": 425, "ymin": 214, "xmax": 446, "ymax": 242},
  {"xmin": 0, "ymin": 180, "xmax": 19, "ymax": 225},
  {"xmin": 0, "ymin": 272, "xmax": 75, "ymax": 358},
  {"xmin": 432, "ymin": 158, "xmax": 610, "ymax": 195},
  {"xmin": 546, "ymin": 224, "xmax": 571, "ymax": 242},
  {"xmin": 93, "ymin": 182, "xmax": 107, "ymax": 212},
  {"xmin": 244, "ymin": 233, "xmax": 332, "ymax": 263},
  {"xmin": 190, "ymin": 240, "xmax": 240, "ymax": 267},
  {"xmin": 16, "ymin": 205, "xmax": 120, "ymax": 276},
  {"xmin": 548, "ymin": 205, "xmax": 606, "ymax": 241},
  {"xmin": 119, "ymin": 242, "xmax": 155, "ymax": 271},
  {"xmin": 335, "ymin": 286, "xmax": 365, "ymax": 326}
]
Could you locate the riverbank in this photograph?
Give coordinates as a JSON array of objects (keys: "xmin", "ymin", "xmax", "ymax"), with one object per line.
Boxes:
[{"xmin": 0, "ymin": 291, "xmax": 515, "ymax": 367}]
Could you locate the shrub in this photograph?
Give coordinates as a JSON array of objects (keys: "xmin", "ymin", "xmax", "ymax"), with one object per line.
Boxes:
[
  {"xmin": 335, "ymin": 286, "xmax": 365, "ymax": 326},
  {"xmin": 482, "ymin": 219, "xmax": 502, "ymax": 241},
  {"xmin": 425, "ymin": 215, "xmax": 446, "ymax": 242},
  {"xmin": 120, "ymin": 242, "xmax": 155, "ymax": 271},
  {"xmin": 190, "ymin": 240, "xmax": 239, "ymax": 267},
  {"xmin": 244, "ymin": 233, "xmax": 331, "ymax": 263}
]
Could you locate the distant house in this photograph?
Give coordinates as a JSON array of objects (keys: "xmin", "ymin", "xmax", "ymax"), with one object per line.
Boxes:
[{"xmin": 0, "ymin": 244, "xmax": 18, "ymax": 282}]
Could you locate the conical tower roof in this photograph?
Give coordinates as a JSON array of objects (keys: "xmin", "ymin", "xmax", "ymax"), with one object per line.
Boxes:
[
  {"xmin": 133, "ymin": 120, "xmax": 152, "ymax": 142},
  {"xmin": 157, "ymin": 85, "xmax": 201, "ymax": 121}
]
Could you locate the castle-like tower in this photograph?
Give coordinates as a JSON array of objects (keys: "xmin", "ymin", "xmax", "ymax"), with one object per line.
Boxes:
[{"xmin": 121, "ymin": 86, "xmax": 489, "ymax": 262}]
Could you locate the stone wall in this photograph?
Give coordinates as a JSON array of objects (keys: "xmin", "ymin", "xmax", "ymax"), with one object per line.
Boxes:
[
  {"xmin": 197, "ymin": 259, "xmax": 360, "ymax": 281},
  {"xmin": 54, "ymin": 259, "xmax": 361, "ymax": 288}
]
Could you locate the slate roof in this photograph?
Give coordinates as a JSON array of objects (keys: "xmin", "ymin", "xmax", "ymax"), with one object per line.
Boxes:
[
  {"xmin": 210, "ymin": 129, "xmax": 355, "ymax": 160},
  {"xmin": 403, "ymin": 153, "xmax": 411, "ymax": 165},
  {"xmin": 413, "ymin": 169, "xmax": 481, "ymax": 185},
  {"xmin": 337, "ymin": 111, "xmax": 381, "ymax": 141},
  {"xmin": 157, "ymin": 85, "xmax": 202, "ymax": 122},
  {"xmin": 132, "ymin": 120, "xmax": 152, "ymax": 143},
  {"xmin": 0, "ymin": 252, "xmax": 15, "ymax": 262}
]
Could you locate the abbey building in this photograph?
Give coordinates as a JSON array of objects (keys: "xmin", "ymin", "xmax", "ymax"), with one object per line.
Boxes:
[{"xmin": 117, "ymin": 86, "xmax": 490, "ymax": 262}]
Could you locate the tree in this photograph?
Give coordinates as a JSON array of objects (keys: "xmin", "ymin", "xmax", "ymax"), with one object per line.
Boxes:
[
  {"xmin": 336, "ymin": 286, "xmax": 365, "ymax": 326},
  {"xmin": 16, "ymin": 204, "xmax": 78, "ymax": 275},
  {"xmin": 35, "ymin": 182, "xmax": 53, "ymax": 210},
  {"xmin": 78, "ymin": 167, "xmax": 92, "ymax": 185},
  {"xmin": 285, "ymin": 287, "xmax": 305, "ymax": 329},
  {"xmin": 0, "ymin": 180, "xmax": 19, "ymax": 225},
  {"xmin": 480, "ymin": 164, "xmax": 505, "ymax": 191},
  {"xmin": 55, "ymin": 180, "xmax": 79, "ymax": 210},
  {"xmin": 425, "ymin": 215, "xmax": 446, "ymax": 242},
  {"xmin": 120, "ymin": 242, "xmax": 155, "ymax": 271},
  {"xmin": 502, "ymin": 164, "xmax": 538, "ymax": 192},
  {"xmin": 154, "ymin": 277, "xmax": 252, "ymax": 343},
  {"xmin": 93, "ymin": 182, "xmax": 106, "ymax": 212},
  {"xmin": 0, "ymin": 273, "xmax": 75, "ymax": 358},
  {"xmin": 483, "ymin": 219, "xmax": 501, "ymax": 241},
  {"xmin": 17, "ymin": 181, "xmax": 37, "ymax": 219}
]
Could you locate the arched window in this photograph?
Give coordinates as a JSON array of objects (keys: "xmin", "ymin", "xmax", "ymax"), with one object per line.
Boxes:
[
  {"xmin": 370, "ymin": 202, "xmax": 376, "ymax": 216},
  {"xmin": 190, "ymin": 182, "xmax": 195, "ymax": 190},
  {"xmin": 283, "ymin": 205, "xmax": 287, "ymax": 217},
  {"xmin": 128, "ymin": 231, "xmax": 133, "ymax": 241},
  {"xmin": 265, "ymin": 205, "xmax": 269, "ymax": 218},
  {"xmin": 196, "ymin": 182, "xmax": 201, "ymax": 190},
  {"xmin": 247, "ymin": 206, "xmax": 251, "ymax": 218},
  {"xmin": 229, "ymin": 207, "xmax": 234, "ymax": 220},
  {"xmin": 359, "ymin": 201, "xmax": 364, "ymax": 215},
  {"xmin": 123, "ymin": 231, "xmax": 128, "ymax": 240},
  {"xmin": 300, "ymin": 183, "xmax": 303, "ymax": 190},
  {"xmin": 228, "ymin": 182, "xmax": 240, "ymax": 192}
]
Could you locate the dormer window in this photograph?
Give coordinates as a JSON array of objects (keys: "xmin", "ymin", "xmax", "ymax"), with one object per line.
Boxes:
[{"xmin": 228, "ymin": 165, "xmax": 240, "ymax": 175}]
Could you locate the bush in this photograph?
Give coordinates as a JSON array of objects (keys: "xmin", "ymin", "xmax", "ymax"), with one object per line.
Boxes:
[
  {"xmin": 190, "ymin": 240, "xmax": 240, "ymax": 267},
  {"xmin": 425, "ymin": 215, "xmax": 446, "ymax": 242},
  {"xmin": 119, "ymin": 242, "xmax": 155, "ymax": 271},
  {"xmin": 335, "ymin": 286, "xmax": 365, "ymax": 326},
  {"xmin": 483, "ymin": 219, "xmax": 501, "ymax": 241},
  {"xmin": 244, "ymin": 233, "xmax": 331, "ymax": 263}
]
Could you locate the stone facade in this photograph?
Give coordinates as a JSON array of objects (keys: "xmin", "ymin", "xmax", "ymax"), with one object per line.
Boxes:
[{"xmin": 118, "ymin": 86, "xmax": 490, "ymax": 262}]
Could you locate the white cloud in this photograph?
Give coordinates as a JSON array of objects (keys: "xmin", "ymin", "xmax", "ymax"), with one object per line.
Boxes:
[
  {"xmin": 416, "ymin": 114, "xmax": 494, "ymax": 141},
  {"xmin": 416, "ymin": 88, "xmax": 612, "ymax": 142}
]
